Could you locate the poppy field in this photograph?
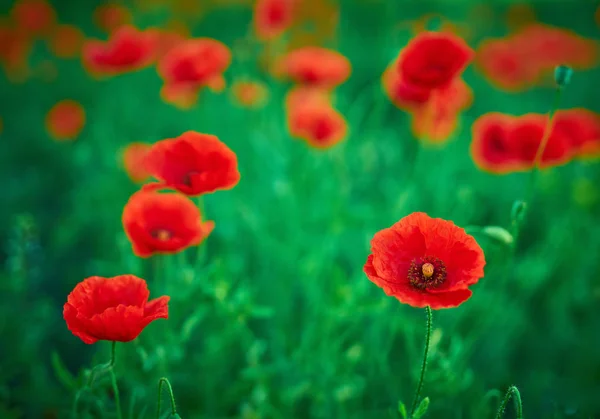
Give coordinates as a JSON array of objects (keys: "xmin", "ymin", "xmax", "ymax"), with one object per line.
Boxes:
[{"xmin": 1, "ymin": 0, "xmax": 600, "ymax": 418}]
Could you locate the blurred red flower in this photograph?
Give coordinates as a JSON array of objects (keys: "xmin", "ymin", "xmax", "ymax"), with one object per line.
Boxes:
[
  {"xmin": 122, "ymin": 142, "xmax": 152, "ymax": 183},
  {"xmin": 476, "ymin": 24, "xmax": 597, "ymax": 92},
  {"xmin": 10, "ymin": 0, "xmax": 56, "ymax": 36},
  {"xmin": 0, "ymin": 23, "xmax": 31, "ymax": 79},
  {"xmin": 471, "ymin": 112, "xmax": 575, "ymax": 174},
  {"xmin": 397, "ymin": 31, "xmax": 474, "ymax": 91},
  {"xmin": 45, "ymin": 99, "xmax": 85, "ymax": 141},
  {"xmin": 82, "ymin": 25, "xmax": 157, "ymax": 77},
  {"xmin": 553, "ymin": 109, "xmax": 600, "ymax": 159},
  {"xmin": 145, "ymin": 131, "xmax": 240, "ymax": 196},
  {"xmin": 158, "ymin": 38, "xmax": 231, "ymax": 107},
  {"xmin": 231, "ymin": 80, "xmax": 269, "ymax": 108},
  {"xmin": 364, "ymin": 212, "xmax": 485, "ymax": 309},
  {"xmin": 122, "ymin": 188, "xmax": 215, "ymax": 257},
  {"xmin": 253, "ymin": 0, "xmax": 296, "ymax": 41},
  {"xmin": 275, "ymin": 46, "xmax": 351, "ymax": 89},
  {"xmin": 63, "ymin": 275, "xmax": 169, "ymax": 344},
  {"xmin": 285, "ymin": 87, "xmax": 347, "ymax": 149}
]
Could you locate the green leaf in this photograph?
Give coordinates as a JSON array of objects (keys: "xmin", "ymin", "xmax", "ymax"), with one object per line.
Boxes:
[
  {"xmin": 398, "ymin": 401, "xmax": 407, "ymax": 419},
  {"xmin": 412, "ymin": 397, "xmax": 430, "ymax": 419},
  {"xmin": 50, "ymin": 351, "xmax": 76, "ymax": 390}
]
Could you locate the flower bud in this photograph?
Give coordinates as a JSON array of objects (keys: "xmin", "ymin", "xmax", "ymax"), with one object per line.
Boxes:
[{"xmin": 554, "ymin": 65, "xmax": 573, "ymax": 88}]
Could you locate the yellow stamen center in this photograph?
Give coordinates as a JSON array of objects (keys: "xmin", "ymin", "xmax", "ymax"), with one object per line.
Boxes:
[{"xmin": 422, "ymin": 263, "xmax": 434, "ymax": 278}]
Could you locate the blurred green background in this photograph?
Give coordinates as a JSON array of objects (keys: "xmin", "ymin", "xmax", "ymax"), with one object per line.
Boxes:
[{"xmin": 1, "ymin": 0, "xmax": 599, "ymax": 418}]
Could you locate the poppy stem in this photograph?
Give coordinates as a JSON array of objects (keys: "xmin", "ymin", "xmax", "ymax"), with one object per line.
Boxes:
[
  {"xmin": 523, "ymin": 87, "xmax": 563, "ymax": 207},
  {"xmin": 108, "ymin": 341, "xmax": 123, "ymax": 419},
  {"xmin": 156, "ymin": 377, "xmax": 178, "ymax": 419},
  {"xmin": 494, "ymin": 385, "xmax": 523, "ymax": 419},
  {"xmin": 409, "ymin": 306, "xmax": 432, "ymax": 417},
  {"xmin": 195, "ymin": 196, "xmax": 207, "ymax": 269}
]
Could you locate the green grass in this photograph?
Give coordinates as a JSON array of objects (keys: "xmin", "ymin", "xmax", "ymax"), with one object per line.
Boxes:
[{"xmin": 1, "ymin": 1, "xmax": 599, "ymax": 418}]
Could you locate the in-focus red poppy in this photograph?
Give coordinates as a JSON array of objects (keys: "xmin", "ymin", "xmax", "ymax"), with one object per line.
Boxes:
[
  {"xmin": 122, "ymin": 142, "xmax": 152, "ymax": 183},
  {"xmin": 93, "ymin": 3, "xmax": 132, "ymax": 33},
  {"xmin": 122, "ymin": 188, "xmax": 215, "ymax": 257},
  {"xmin": 47, "ymin": 24, "xmax": 84, "ymax": 59},
  {"xmin": 64, "ymin": 274, "xmax": 169, "ymax": 344},
  {"xmin": 253, "ymin": 0, "xmax": 296, "ymax": 41},
  {"xmin": 275, "ymin": 46, "xmax": 352, "ymax": 89},
  {"xmin": 82, "ymin": 25, "xmax": 157, "ymax": 77},
  {"xmin": 286, "ymin": 88, "xmax": 348, "ymax": 149},
  {"xmin": 364, "ymin": 212, "xmax": 485, "ymax": 309},
  {"xmin": 397, "ymin": 31, "xmax": 474, "ymax": 91},
  {"xmin": 158, "ymin": 38, "xmax": 231, "ymax": 101},
  {"xmin": 10, "ymin": 0, "xmax": 56, "ymax": 36},
  {"xmin": 145, "ymin": 131, "xmax": 240, "ymax": 196},
  {"xmin": 553, "ymin": 109, "xmax": 600, "ymax": 159},
  {"xmin": 231, "ymin": 80, "xmax": 269, "ymax": 108},
  {"xmin": 45, "ymin": 99, "xmax": 85, "ymax": 141}
]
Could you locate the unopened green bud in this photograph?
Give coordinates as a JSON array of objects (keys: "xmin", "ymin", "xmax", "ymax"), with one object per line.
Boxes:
[{"xmin": 554, "ymin": 65, "xmax": 573, "ymax": 88}]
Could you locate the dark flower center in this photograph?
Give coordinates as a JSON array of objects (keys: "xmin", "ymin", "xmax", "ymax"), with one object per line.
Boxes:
[
  {"xmin": 151, "ymin": 229, "xmax": 172, "ymax": 241},
  {"xmin": 407, "ymin": 256, "xmax": 447, "ymax": 290},
  {"xmin": 182, "ymin": 171, "xmax": 201, "ymax": 186}
]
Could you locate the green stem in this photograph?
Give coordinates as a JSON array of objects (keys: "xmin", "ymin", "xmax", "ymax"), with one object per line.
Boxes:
[
  {"xmin": 410, "ymin": 306, "xmax": 432, "ymax": 417},
  {"xmin": 494, "ymin": 385, "xmax": 523, "ymax": 419},
  {"xmin": 195, "ymin": 196, "xmax": 207, "ymax": 270},
  {"xmin": 156, "ymin": 377, "xmax": 178, "ymax": 419},
  {"xmin": 523, "ymin": 87, "xmax": 563, "ymax": 207}
]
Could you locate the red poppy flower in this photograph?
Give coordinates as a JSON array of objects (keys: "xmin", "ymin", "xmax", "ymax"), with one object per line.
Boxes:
[
  {"xmin": 93, "ymin": 3, "xmax": 132, "ymax": 33},
  {"xmin": 474, "ymin": 38, "xmax": 539, "ymax": 92},
  {"xmin": 287, "ymin": 101, "xmax": 348, "ymax": 149},
  {"xmin": 397, "ymin": 31, "xmax": 474, "ymax": 91},
  {"xmin": 10, "ymin": 0, "xmax": 56, "ymax": 36},
  {"xmin": 122, "ymin": 188, "xmax": 215, "ymax": 257},
  {"xmin": 382, "ymin": 58, "xmax": 430, "ymax": 111},
  {"xmin": 63, "ymin": 274, "xmax": 169, "ymax": 344},
  {"xmin": 45, "ymin": 99, "xmax": 86, "ymax": 141},
  {"xmin": 82, "ymin": 25, "xmax": 157, "ymax": 77},
  {"xmin": 364, "ymin": 212, "xmax": 485, "ymax": 309},
  {"xmin": 508, "ymin": 114, "xmax": 573, "ymax": 168},
  {"xmin": 144, "ymin": 131, "xmax": 240, "ymax": 196},
  {"xmin": 471, "ymin": 113, "xmax": 525, "ymax": 174},
  {"xmin": 553, "ymin": 109, "xmax": 600, "ymax": 159},
  {"xmin": 158, "ymin": 38, "xmax": 231, "ymax": 87},
  {"xmin": 254, "ymin": 0, "xmax": 296, "ymax": 41},
  {"xmin": 275, "ymin": 46, "xmax": 351, "ymax": 89},
  {"xmin": 47, "ymin": 24, "xmax": 84, "ymax": 59},
  {"xmin": 0, "ymin": 23, "xmax": 31, "ymax": 79},
  {"xmin": 122, "ymin": 142, "xmax": 152, "ymax": 183}
]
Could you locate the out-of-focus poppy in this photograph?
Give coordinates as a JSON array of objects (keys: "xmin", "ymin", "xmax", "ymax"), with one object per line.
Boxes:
[
  {"xmin": 253, "ymin": 0, "xmax": 296, "ymax": 41},
  {"xmin": 285, "ymin": 87, "xmax": 347, "ymax": 149},
  {"xmin": 63, "ymin": 274, "xmax": 169, "ymax": 344},
  {"xmin": 145, "ymin": 131, "xmax": 240, "ymax": 196},
  {"xmin": 231, "ymin": 80, "xmax": 269, "ymax": 108},
  {"xmin": 397, "ymin": 31, "xmax": 474, "ymax": 92},
  {"xmin": 364, "ymin": 212, "xmax": 485, "ymax": 309},
  {"xmin": 47, "ymin": 24, "xmax": 84, "ymax": 58},
  {"xmin": 275, "ymin": 46, "xmax": 351, "ymax": 89},
  {"xmin": 476, "ymin": 24, "xmax": 597, "ymax": 92},
  {"xmin": 382, "ymin": 58, "xmax": 431, "ymax": 111},
  {"xmin": 10, "ymin": 0, "xmax": 56, "ymax": 36},
  {"xmin": 93, "ymin": 3, "xmax": 132, "ymax": 33},
  {"xmin": 122, "ymin": 188, "xmax": 215, "ymax": 257},
  {"xmin": 82, "ymin": 25, "xmax": 157, "ymax": 77},
  {"xmin": 45, "ymin": 99, "xmax": 85, "ymax": 141},
  {"xmin": 0, "ymin": 23, "xmax": 31, "ymax": 80},
  {"xmin": 159, "ymin": 83, "xmax": 199, "ymax": 110},
  {"xmin": 146, "ymin": 27, "xmax": 187, "ymax": 58},
  {"xmin": 471, "ymin": 112, "xmax": 574, "ymax": 174},
  {"xmin": 158, "ymin": 38, "xmax": 231, "ymax": 106},
  {"xmin": 122, "ymin": 142, "xmax": 152, "ymax": 183},
  {"xmin": 553, "ymin": 109, "xmax": 600, "ymax": 159},
  {"xmin": 474, "ymin": 38, "xmax": 539, "ymax": 92}
]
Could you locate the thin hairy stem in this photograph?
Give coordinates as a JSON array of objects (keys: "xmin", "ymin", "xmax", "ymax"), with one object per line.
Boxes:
[
  {"xmin": 156, "ymin": 377, "xmax": 178, "ymax": 419},
  {"xmin": 410, "ymin": 306, "xmax": 433, "ymax": 417},
  {"xmin": 495, "ymin": 385, "xmax": 523, "ymax": 419}
]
